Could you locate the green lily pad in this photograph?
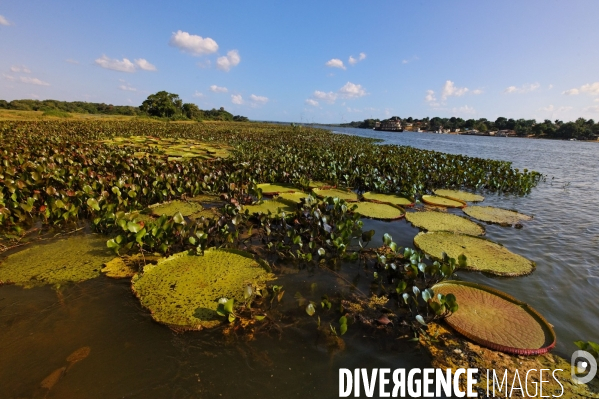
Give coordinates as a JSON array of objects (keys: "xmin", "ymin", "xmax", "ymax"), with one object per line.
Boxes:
[
  {"xmin": 421, "ymin": 195, "xmax": 466, "ymax": 208},
  {"xmin": 433, "ymin": 189, "xmax": 485, "ymax": 203},
  {"xmin": 131, "ymin": 249, "xmax": 274, "ymax": 330},
  {"xmin": 361, "ymin": 192, "xmax": 414, "ymax": 207},
  {"xmin": 0, "ymin": 235, "xmax": 114, "ymax": 288},
  {"xmin": 276, "ymin": 191, "xmax": 311, "ymax": 204},
  {"xmin": 190, "ymin": 208, "xmax": 222, "ymax": 221},
  {"xmin": 149, "ymin": 200, "xmax": 204, "ymax": 217},
  {"xmin": 405, "ymin": 211, "xmax": 485, "ymax": 236},
  {"xmin": 413, "ymin": 231, "xmax": 535, "ymax": 276},
  {"xmin": 308, "ymin": 181, "xmax": 331, "ymax": 189},
  {"xmin": 257, "ymin": 183, "xmax": 302, "ymax": 195},
  {"xmin": 312, "ymin": 188, "xmax": 359, "ymax": 202},
  {"xmin": 352, "ymin": 202, "xmax": 405, "ymax": 220},
  {"xmin": 433, "ymin": 281, "xmax": 556, "ymax": 355},
  {"xmin": 243, "ymin": 198, "xmax": 296, "ymax": 216},
  {"xmin": 463, "ymin": 206, "xmax": 532, "ymax": 225}
]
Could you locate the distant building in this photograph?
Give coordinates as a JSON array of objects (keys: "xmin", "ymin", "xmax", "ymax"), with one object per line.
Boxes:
[
  {"xmin": 375, "ymin": 117, "xmax": 403, "ymax": 131},
  {"xmin": 496, "ymin": 130, "xmax": 517, "ymax": 137}
]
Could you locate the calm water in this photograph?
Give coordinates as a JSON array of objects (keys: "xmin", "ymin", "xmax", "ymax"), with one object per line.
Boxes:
[{"xmin": 1, "ymin": 128, "xmax": 598, "ymax": 398}]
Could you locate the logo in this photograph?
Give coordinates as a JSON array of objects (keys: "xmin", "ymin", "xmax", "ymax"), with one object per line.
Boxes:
[{"xmin": 571, "ymin": 350, "xmax": 597, "ymax": 384}]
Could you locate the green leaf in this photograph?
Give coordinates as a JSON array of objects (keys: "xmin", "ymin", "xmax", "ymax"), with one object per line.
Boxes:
[
  {"xmin": 317, "ymin": 248, "xmax": 325, "ymax": 256},
  {"xmin": 306, "ymin": 303, "xmax": 316, "ymax": 316},
  {"xmin": 340, "ymin": 323, "xmax": 348, "ymax": 336},
  {"xmin": 86, "ymin": 197, "xmax": 100, "ymax": 211},
  {"xmin": 127, "ymin": 221, "xmax": 142, "ymax": 233},
  {"xmin": 173, "ymin": 211, "xmax": 185, "ymax": 224},
  {"xmin": 339, "ymin": 316, "xmax": 347, "ymax": 325},
  {"xmin": 254, "ymin": 315, "xmax": 266, "ymax": 321},
  {"xmin": 383, "ymin": 233, "xmax": 393, "ymax": 246},
  {"xmin": 415, "ymin": 315, "xmax": 426, "ymax": 325},
  {"xmin": 224, "ymin": 298, "xmax": 234, "ymax": 314},
  {"xmin": 228, "ymin": 313, "xmax": 236, "ymax": 323}
]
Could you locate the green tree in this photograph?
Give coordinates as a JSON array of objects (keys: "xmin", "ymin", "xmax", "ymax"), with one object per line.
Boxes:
[
  {"xmin": 182, "ymin": 103, "xmax": 203, "ymax": 121},
  {"xmin": 140, "ymin": 91, "xmax": 183, "ymax": 118}
]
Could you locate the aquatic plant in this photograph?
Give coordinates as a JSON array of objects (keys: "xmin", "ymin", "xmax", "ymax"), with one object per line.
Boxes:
[
  {"xmin": 463, "ymin": 205, "xmax": 533, "ymax": 225},
  {"xmin": 405, "ymin": 211, "xmax": 485, "ymax": 236},
  {"xmin": 351, "ymin": 202, "xmax": 405, "ymax": 220},
  {"xmin": 361, "ymin": 192, "xmax": 414, "ymax": 207},
  {"xmin": 421, "ymin": 195, "xmax": 466, "ymax": 208},
  {"xmin": 433, "ymin": 189, "xmax": 484, "ymax": 202}
]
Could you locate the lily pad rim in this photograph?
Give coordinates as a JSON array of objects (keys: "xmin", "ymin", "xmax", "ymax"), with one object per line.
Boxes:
[{"xmin": 421, "ymin": 195, "xmax": 467, "ymax": 208}]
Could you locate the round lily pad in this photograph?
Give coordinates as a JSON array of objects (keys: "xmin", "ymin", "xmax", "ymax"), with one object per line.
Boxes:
[
  {"xmin": 276, "ymin": 191, "xmax": 311, "ymax": 204},
  {"xmin": 0, "ymin": 235, "xmax": 114, "ymax": 288},
  {"xmin": 421, "ymin": 195, "xmax": 466, "ymax": 208},
  {"xmin": 131, "ymin": 249, "xmax": 274, "ymax": 330},
  {"xmin": 433, "ymin": 189, "xmax": 484, "ymax": 203},
  {"xmin": 308, "ymin": 181, "xmax": 331, "ymax": 189},
  {"xmin": 257, "ymin": 183, "xmax": 301, "ymax": 195},
  {"xmin": 352, "ymin": 202, "xmax": 405, "ymax": 220},
  {"xmin": 405, "ymin": 211, "xmax": 485, "ymax": 236},
  {"xmin": 362, "ymin": 192, "xmax": 414, "ymax": 207},
  {"xmin": 463, "ymin": 206, "xmax": 532, "ymax": 225},
  {"xmin": 433, "ymin": 281, "xmax": 556, "ymax": 355},
  {"xmin": 413, "ymin": 231, "xmax": 535, "ymax": 276},
  {"xmin": 190, "ymin": 208, "xmax": 222, "ymax": 221},
  {"xmin": 243, "ymin": 198, "xmax": 296, "ymax": 216},
  {"xmin": 312, "ymin": 188, "xmax": 359, "ymax": 202},
  {"xmin": 149, "ymin": 200, "xmax": 204, "ymax": 217}
]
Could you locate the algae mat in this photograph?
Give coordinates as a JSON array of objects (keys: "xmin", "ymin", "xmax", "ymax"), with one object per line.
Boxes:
[
  {"xmin": 132, "ymin": 249, "xmax": 274, "ymax": 330},
  {"xmin": 0, "ymin": 235, "xmax": 113, "ymax": 288},
  {"xmin": 405, "ymin": 211, "xmax": 485, "ymax": 235},
  {"xmin": 433, "ymin": 281, "xmax": 556, "ymax": 355},
  {"xmin": 414, "ymin": 231, "xmax": 535, "ymax": 276}
]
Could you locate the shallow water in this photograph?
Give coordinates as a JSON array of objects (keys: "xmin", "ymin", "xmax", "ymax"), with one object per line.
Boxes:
[{"xmin": 1, "ymin": 128, "xmax": 597, "ymax": 398}]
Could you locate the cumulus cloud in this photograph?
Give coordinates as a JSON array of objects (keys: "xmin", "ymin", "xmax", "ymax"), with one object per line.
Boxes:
[
  {"xmin": 249, "ymin": 94, "xmax": 268, "ymax": 105},
  {"xmin": 563, "ymin": 82, "xmax": 599, "ymax": 96},
  {"xmin": 305, "ymin": 99, "xmax": 319, "ymax": 107},
  {"xmin": 169, "ymin": 30, "xmax": 218, "ymax": 55},
  {"xmin": 95, "ymin": 55, "xmax": 136, "ymax": 72},
  {"xmin": 134, "ymin": 58, "xmax": 157, "ymax": 71},
  {"xmin": 348, "ymin": 53, "xmax": 366, "ymax": 65},
  {"xmin": 216, "ymin": 50, "xmax": 241, "ymax": 72},
  {"xmin": 424, "ymin": 90, "xmax": 440, "ymax": 107},
  {"xmin": 313, "ymin": 90, "xmax": 337, "ymax": 104},
  {"xmin": 471, "ymin": 89, "xmax": 483, "ymax": 95},
  {"xmin": 0, "ymin": 15, "xmax": 12, "ymax": 26},
  {"xmin": 231, "ymin": 94, "xmax": 243, "ymax": 104},
  {"xmin": 209, "ymin": 85, "xmax": 228, "ymax": 93},
  {"xmin": 3, "ymin": 74, "xmax": 50, "ymax": 86},
  {"xmin": 193, "ymin": 91, "xmax": 204, "ymax": 98},
  {"xmin": 10, "ymin": 65, "xmax": 31, "ymax": 73},
  {"xmin": 119, "ymin": 84, "xmax": 137, "ymax": 92},
  {"xmin": 338, "ymin": 82, "xmax": 367, "ymax": 99},
  {"xmin": 452, "ymin": 105, "xmax": 476, "ymax": 115},
  {"xmin": 325, "ymin": 58, "xmax": 346, "ymax": 70},
  {"xmin": 441, "ymin": 80, "xmax": 469, "ymax": 99},
  {"xmin": 504, "ymin": 83, "xmax": 540, "ymax": 94}
]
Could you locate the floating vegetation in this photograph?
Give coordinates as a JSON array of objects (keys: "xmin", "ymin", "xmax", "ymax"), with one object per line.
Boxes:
[
  {"xmin": 308, "ymin": 181, "xmax": 332, "ymax": 189},
  {"xmin": 102, "ymin": 253, "xmax": 161, "ymax": 279},
  {"xmin": 257, "ymin": 183, "xmax": 301, "ymax": 195},
  {"xmin": 189, "ymin": 207, "xmax": 221, "ymax": 221},
  {"xmin": 149, "ymin": 200, "xmax": 204, "ymax": 217},
  {"xmin": 464, "ymin": 205, "xmax": 533, "ymax": 225},
  {"xmin": 433, "ymin": 281, "xmax": 556, "ymax": 354},
  {"xmin": 0, "ymin": 235, "xmax": 113, "ymax": 288},
  {"xmin": 351, "ymin": 202, "xmax": 404, "ymax": 220},
  {"xmin": 405, "ymin": 211, "xmax": 485, "ymax": 236},
  {"xmin": 243, "ymin": 199, "xmax": 296, "ymax": 217},
  {"xmin": 433, "ymin": 189, "xmax": 484, "ymax": 202},
  {"xmin": 276, "ymin": 191, "xmax": 311, "ymax": 204},
  {"xmin": 361, "ymin": 192, "xmax": 413, "ymax": 207},
  {"xmin": 414, "ymin": 231, "xmax": 535, "ymax": 276},
  {"xmin": 312, "ymin": 188, "xmax": 359, "ymax": 202},
  {"xmin": 131, "ymin": 249, "xmax": 274, "ymax": 330},
  {"xmin": 421, "ymin": 195, "xmax": 466, "ymax": 208}
]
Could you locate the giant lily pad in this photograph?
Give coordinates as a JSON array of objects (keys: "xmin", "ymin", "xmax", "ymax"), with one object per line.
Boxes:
[
  {"xmin": 243, "ymin": 198, "xmax": 296, "ymax": 216},
  {"xmin": 149, "ymin": 200, "xmax": 204, "ymax": 217},
  {"xmin": 405, "ymin": 211, "xmax": 485, "ymax": 236},
  {"xmin": 352, "ymin": 202, "xmax": 404, "ymax": 220},
  {"xmin": 0, "ymin": 235, "xmax": 113, "ymax": 288},
  {"xmin": 421, "ymin": 195, "xmax": 466, "ymax": 208},
  {"xmin": 257, "ymin": 183, "xmax": 301, "ymax": 195},
  {"xmin": 433, "ymin": 281, "xmax": 556, "ymax": 355},
  {"xmin": 413, "ymin": 231, "xmax": 535, "ymax": 276},
  {"xmin": 131, "ymin": 249, "xmax": 274, "ymax": 330},
  {"xmin": 433, "ymin": 189, "xmax": 484, "ymax": 203},
  {"xmin": 312, "ymin": 188, "xmax": 359, "ymax": 202},
  {"xmin": 276, "ymin": 191, "xmax": 311, "ymax": 204},
  {"xmin": 463, "ymin": 206, "xmax": 532, "ymax": 225},
  {"xmin": 361, "ymin": 192, "xmax": 414, "ymax": 207}
]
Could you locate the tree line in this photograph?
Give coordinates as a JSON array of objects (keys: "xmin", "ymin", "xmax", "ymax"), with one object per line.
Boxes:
[
  {"xmin": 341, "ymin": 116, "xmax": 599, "ymax": 140},
  {"xmin": 0, "ymin": 90, "xmax": 248, "ymax": 122}
]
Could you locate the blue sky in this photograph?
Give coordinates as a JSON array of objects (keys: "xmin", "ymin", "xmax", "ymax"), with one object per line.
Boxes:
[{"xmin": 1, "ymin": 0, "xmax": 598, "ymax": 123}]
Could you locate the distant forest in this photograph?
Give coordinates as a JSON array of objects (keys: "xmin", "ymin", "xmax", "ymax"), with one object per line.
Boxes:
[
  {"xmin": 341, "ymin": 116, "xmax": 599, "ymax": 140},
  {"xmin": 0, "ymin": 92, "xmax": 248, "ymax": 122}
]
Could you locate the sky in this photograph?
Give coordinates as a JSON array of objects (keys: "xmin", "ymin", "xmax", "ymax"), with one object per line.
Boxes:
[{"xmin": 1, "ymin": 0, "xmax": 599, "ymax": 123}]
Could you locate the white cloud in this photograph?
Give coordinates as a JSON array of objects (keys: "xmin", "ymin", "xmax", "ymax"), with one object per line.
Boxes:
[
  {"xmin": 503, "ymin": 83, "xmax": 540, "ymax": 94},
  {"xmin": 452, "ymin": 105, "xmax": 476, "ymax": 115},
  {"xmin": 325, "ymin": 58, "xmax": 346, "ymax": 70},
  {"xmin": 401, "ymin": 55, "xmax": 419, "ymax": 64},
  {"xmin": 119, "ymin": 84, "xmax": 137, "ymax": 92},
  {"xmin": 249, "ymin": 94, "xmax": 268, "ymax": 105},
  {"xmin": 562, "ymin": 88, "xmax": 579, "ymax": 95},
  {"xmin": 349, "ymin": 52, "xmax": 367, "ymax": 65},
  {"xmin": 95, "ymin": 55, "xmax": 136, "ymax": 72},
  {"xmin": 10, "ymin": 65, "xmax": 31, "ymax": 73},
  {"xmin": 216, "ymin": 50, "xmax": 241, "ymax": 72},
  {"xmin": 338, "ymin": 82, "xmax": 366, "ymax": 99},
  {"xmin": 540, "ymin": 105, "xmax": 572, "ymax": 113},
  {"xmin": 209, "ymin": 85, "xmax": 228, "ymax": 93},
  {"xmin": 197, "ymin": 60, "xmax": 211, "ymax": 69},
  {"xmin": 65, "ymin": 59, "xmax": 79, "ymax": 64},
  {"xmin": 584, "ymin": 105, "xmax": 599, "ymax": 113},
  {"xmin": 193, "ymin": 91, "xmax": 204, "ymax": 98},
  {"xmin": 548, "ymin": 84, "xmax": 554, "ymax": 90},
  {"xmin": 313, "ymin": 90, "xmax": 337, "ymax": 104},
  {"xmin": 540, "ymin": 105, "xmax": 555, "ymax": 112},
  {"xmin": 4, "ymin": 75, "xmax": 50, "ymax": 86},
  {"xmin": 594, "ymin": 98, "xmax": 599, "ymax": 103},
  {"xmin": 231, "ymin": 94, "xmax": 243, "ymax": 105},
  {"xmin": 134, "ymin": 58, "xmax": 157, "ymax": 71},
  {"xmin": 471, "ymin": 89, "xmax": 483, "ymax": 95},
  {"xmin": 425, "ymin": 90, "xmax": 437, "ymax": 103},
  {"xmin": 0, "ymin": 15, "xmax": 11, "ymax": 26},
  {"xmin": 305, "ymin": 99, "xmax": 319, "ymax": 107},
  {"xmin": 562, "ymin": 82, "xmax": 599, "ymax": 96},
  {"xmin": 3, "ymin": 74, "xmax": 15, "ymax": 81},
  {"xmin": 169, "ymin": 30, "xmax": 218, "ymax": 55},
  {"xmin": 441, "ymin": 80, "xmax": 469, "ymax": 100}
]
